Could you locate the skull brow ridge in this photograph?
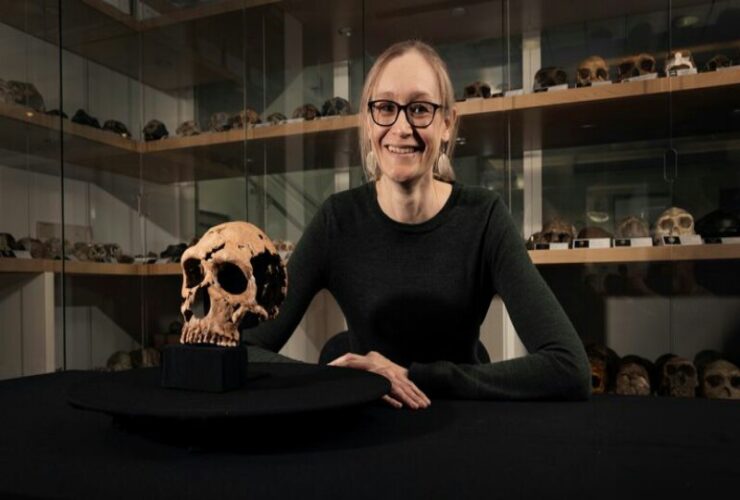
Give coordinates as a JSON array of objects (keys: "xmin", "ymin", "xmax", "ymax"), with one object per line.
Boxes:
[{"xmin": 204, "ymin": 243, "xmax": 226, "ymax": 261}]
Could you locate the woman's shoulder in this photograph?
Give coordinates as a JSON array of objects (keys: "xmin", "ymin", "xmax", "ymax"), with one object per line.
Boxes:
[{"xmin": 455, "ymin": 183, "xmax": 504, "ymax": 210}]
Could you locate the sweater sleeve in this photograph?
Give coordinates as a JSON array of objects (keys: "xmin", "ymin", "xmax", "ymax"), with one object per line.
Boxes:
[
  {"xmin": 408, "ymin": 198, "xmax": 591, "ymax": 401},
  {"xmin": 241, "ymin": 200, "xmax": 331, "ymax": 360}
]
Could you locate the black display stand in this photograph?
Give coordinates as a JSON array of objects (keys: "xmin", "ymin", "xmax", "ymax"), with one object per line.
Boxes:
[{"xmin": 160, "ymin": 344, "xmax": 247, "ymax": 392}]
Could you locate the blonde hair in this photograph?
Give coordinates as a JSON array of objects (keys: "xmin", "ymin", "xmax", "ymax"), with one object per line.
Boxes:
[{"xmin": 359, "ymin": 40, "xmax": 458, "ymax": 182}]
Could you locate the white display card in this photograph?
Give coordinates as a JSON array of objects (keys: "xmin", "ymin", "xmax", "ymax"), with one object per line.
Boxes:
[
  {"xmin": 660, "ymin": 235, "xmax": 703, "ymax": 246},
  {"xmin": 623, "ymin": 73, "xmax": 658, "ymax": 82},
  {"xmin": 572, "ymin": 238, "xmax": 611, "ymax": 249},
  {"xmin": 613, "ymin": 237, "xmax": 653, "ymax": 248}
]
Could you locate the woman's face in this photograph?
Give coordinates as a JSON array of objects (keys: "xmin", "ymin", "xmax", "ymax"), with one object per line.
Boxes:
[{"xmin": 369, "ymin": 50, "xmax": 452, "ymax": 185}]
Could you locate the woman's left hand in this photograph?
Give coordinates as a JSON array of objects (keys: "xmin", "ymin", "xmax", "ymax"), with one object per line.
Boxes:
[{"xmin": 328, "ymin": 351, "xmax": 431, "ymax": 410}]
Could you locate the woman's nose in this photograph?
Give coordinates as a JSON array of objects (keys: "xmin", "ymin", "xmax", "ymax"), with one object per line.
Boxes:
[{"xmin": 390, "ymin": 108, "xmax": 413, "ymax": 135}]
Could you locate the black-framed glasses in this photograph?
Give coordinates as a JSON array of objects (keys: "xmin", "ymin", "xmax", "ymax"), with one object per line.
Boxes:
[{"xmin": 368, "ymin": 99, "xmax": 442, "ymax": 128}]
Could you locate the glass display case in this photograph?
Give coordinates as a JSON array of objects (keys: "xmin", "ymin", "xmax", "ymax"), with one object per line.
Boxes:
[{"xmin": 1, "ymin": 0, "xmax": 738, "ymax": 398}]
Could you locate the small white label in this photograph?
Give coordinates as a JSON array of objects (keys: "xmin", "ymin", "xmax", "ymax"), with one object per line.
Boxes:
[
  {"xmin": 717, "ymin": 65, "xmax": 740, "ymax": 72},
  {"xmin": 591, "ymin": 80, "xmax": 613, "ymax": 87},
  {"xmin": 548, "ymin": 242, "xmax": 570, "ymax": 250},
  {"xmin": 614, "ymin": 237, "xmax": 653, "ymax": 248},
  {"xmin": 573, "ymin": 238, "xmax": 611, "ymax": 249},
  {"xmin": 253, "ymin": 122, "xmax": 270, "ymax": 128},
  {"xmin": 623, "ymin": 73, "xmax": 659, "ymax": 82},
  {"xmin": 14, "ymin": 250, "xmax": 32, "ymax": 259},
  {"xmin": 661, "ymin": 235, "xmax": 703, "ymax": 246},
  {"xmin": 464, "ymin": 97, "xmax": 484, "ymax": 102},
  {"xmin": 543, "ymin": 83, "xmax": 569, "ymax": 92},
  {"xmin": 504, "ymin": 89, "xmax": 524, "ymax": 97},
  {"xmin": 285, "ymin": 118, "xmax": 304, "ymax": 124},
  {"xmin": 705, "ymin": 236, "xmax": 740, "ymax": 244},
  {"xmin": 671, "ymin": 67, "xmax": 698, "ymax": 77}
]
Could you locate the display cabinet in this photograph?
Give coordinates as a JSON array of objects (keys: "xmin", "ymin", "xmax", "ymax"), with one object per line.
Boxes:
[{"xmin": 1, "ymin": 0, "xmax": 738, "ymax": 398}]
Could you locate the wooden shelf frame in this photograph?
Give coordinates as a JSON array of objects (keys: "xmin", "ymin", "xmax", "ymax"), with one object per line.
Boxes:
[{"xmin": 0, "ymin": 259, "xmax": 180, "ymax": 276}]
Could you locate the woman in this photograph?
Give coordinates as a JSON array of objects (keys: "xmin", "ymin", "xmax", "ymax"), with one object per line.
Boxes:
[{"xmin": 245, "ymin": 40, "xmax": 591, "ymax": 408}]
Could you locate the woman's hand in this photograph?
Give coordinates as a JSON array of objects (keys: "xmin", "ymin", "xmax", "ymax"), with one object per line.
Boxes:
[{"xmin": 328, "ymin": 351, "xmax": 431, "ymax": 409}]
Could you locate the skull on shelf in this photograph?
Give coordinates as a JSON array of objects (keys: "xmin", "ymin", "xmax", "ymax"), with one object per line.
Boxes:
[
  {"xmin": 0, "ymin": 233, "xmax": 20, "ymax": 257},
  {"xmin": 176, "ymin": 120, "xmax": 201, "ymax": 137},
  {"xmin": 586, "ymin": 344, "xmax": 619, "ymax": 395},
  {"xmin": 106, "ymin": 351, "xmax": 132, "ymax": 372},
  {"xmin": 695, "ymin": 209, "xmax": 740, "ymax": 238},
  {"xmin": 615, "ymin": 355, "xmax": 653, "ymax": 396},
  {"xmin": 700, "ymin": 359, "xmax": 740, "ymax": 400},
  {"xmin": 103, "ymin": 243, "xmax": 122, "ymax": 263},
  {"xmin": 616, "ymin": 215, "xmax": 651, "ymax": 238},
  {"xmin": 705, "ymin": 54, "xmax": 732, "ymax": 72},
  {"xmin": 541, "ymin": 217, "xmax": 577, "ymax": 244},
  {"xmin": 72, "ymin": 109, "xmax": 101, "ymax": 129},
  {"xmin": 533, "ymin": 67, "xmax": 568, "ymax": 92},
  {"xmin": 160, "ymin": 243, "xmax": 187, "ymax": 263},
  {"xmin": 656, "ymin": 354, "xmax": 697, "ymax": 398},
  {"xmin": 44, "ymin": 238, "xmax": 71, "ymax": 260},
  {"xmin": 179, "ymin": 221, "xmax": 287, "ymax": 347},
  {"xmin": 292, "ymin": 103, "xmax": 320, "ymax": 120},
  {"xmin": 102, "ymin": 120, "xmax": 131, "ymax": 138},
  {"xmin": 18, "ymin": 237, "xmax": 46, "ymax": 259},
  {"xmin": 266, "ymin": 112, "xmax": 287, "ymax": 125},
  {"xmin": 463, "ymin": 81, "xmax": 492, "ymax": 98},
  {"xmin": 230, "ymin": 108, "xmax": 261, "ymax": 129},
  {"xmin": 664, "ymin": 50, "xmax": 695, "ymax": 75},
  {"xmin": 617, "ymin": 53, "xmax": 656, "ymax": 81},
  {"xmin": 576, "ymin": 56, "xmax": 610, "ymax": 87},
  {"xmin": 654, "ymin": 207, "xmax": 695, "ymax": 239},
  {"xmin": 209, "ymin": 112, "xmax": 231, "ymax": 132},
  {"xmin": 7, "ymin": 80, "xmax": 45, "ymax": 112},
  {"xmin": 322, "ymin": 97, "xmax": 352, "ymax": 117},
  {"xmin": 143, "ymin": 119, "xmax": 169, "ymax": 141}
]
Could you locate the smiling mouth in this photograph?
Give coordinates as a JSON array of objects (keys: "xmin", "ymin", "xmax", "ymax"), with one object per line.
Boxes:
[{"xmin": 385, "ymin": 145, "xmax": 423, "ymax": 154}]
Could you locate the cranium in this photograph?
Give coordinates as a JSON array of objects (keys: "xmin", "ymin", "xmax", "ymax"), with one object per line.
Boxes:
[
  {"xmin": 463, "ymin": 81, "xmax": 492, "ymax": 98},
  {"xmin": 541, "ymin": 217, "xmax": 576, "ymax": 243},
  {"xmin": 106, "ymin": 351, "xmax": 132, "ymax": 372},
  {"xmin": 695, "ymin": 209, "xmax": 740, "ymax": 238},
  {"xmin": 657, "ymin": 354, "xmax": 697, "ymax": 398},
  {"xmin": 0, "ymin": 233, "xmax": 20, "ymax": 257},
  {"xmin": 654, "ymin": 207, "xmax": 695, "ymax": 239},
  {"xmin": 322, "ymin": 97, "xmax": 352, "ymax": 116},
  {"xmin": 292, "ymin": 103, "xmax": 320, "ymax": 120},
  {"xmin": 179, "ymin": 221, "xmax": 287, "ymax": 347},
  {"xmin": 576, "ymin": 56, "xmax": 609, "ymax": 87},
  {"xmin": 102, "ymin": 120, "xmax": 131, "ymax": 138},
  {"xmin": 209, "ymin": 112, "xmax": 232, "ymax": 132},
  {"xmin": 615, "ymin": 355, "xmax": 652, "ymax": 396},
  {"xmin": 266, "ymin": 112, "xmax": 287, "ymax": 125},
  {"xmin": 103, "ymin": 243, "xmax": 122, "ymax": 263},
  {"xmin": 705, "ymin": 54, "xmax": 732, "ymax": 72},
  {"xmin": 44, "ymin": 238, "xmax": 71, "ymax": 260},
  {"xmin": 533, "ymin": 67, "xmax": 567, "ymax": 92},
  {"xmin": 72, "ymin": 109, "xmax": 101, "ymax": 129},
  {"xmin": 143, "ymin": 119, "xmax": 169, "ymax": 141},
  {"xmin": 273, "ymin": 239, "xmax": 295, "ymax": 263},
  {"xmin": 616, "ymin": 215, "xmax": 650, "ymax": 238},
  {"xmin": 617, "ymin": 53, "xmax": 656, "ymax": 81},
  {"xmin": 700, "ymin": 360, "xmax": 740, "ymax": 400},
  {"xmin": 664, "ymin": 50, "xmax": 695, "ymax": 75},
  {"xmin": 230, "ymin": 108, "xmax": 262, "ymax": 128},
  {"xmin": 176, "ymin": 120, "xmax": 201, "ymax": 136},
  {"xmin": 586, "ymin": 344, "xmax": 618, "ymax": 394},
  {"xmin": 18, "ymin": 237, "xmax": 46, "ymax": 258},
  {"xmin": 7, "ymin": 80, "xmax": 45, "ymax": 111}
]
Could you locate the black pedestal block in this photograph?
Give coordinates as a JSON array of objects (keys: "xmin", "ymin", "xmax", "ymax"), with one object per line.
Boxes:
[{"xmin": 161, "ymin": 344, "xmax": 248, "ymax": 392}]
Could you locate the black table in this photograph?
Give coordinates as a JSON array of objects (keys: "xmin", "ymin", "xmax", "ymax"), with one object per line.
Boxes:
[{"xmin": 1, "ymin": 370, "xmax": 738, "ymax": 499}]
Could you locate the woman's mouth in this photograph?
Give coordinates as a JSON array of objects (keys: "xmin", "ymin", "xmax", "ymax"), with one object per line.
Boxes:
[{"xmin": 385, "ymin": 144, "xmax": 422, "ymax": 155}]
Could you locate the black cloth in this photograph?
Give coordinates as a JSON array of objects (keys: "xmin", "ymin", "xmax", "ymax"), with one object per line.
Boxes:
[
  {"xmin": 1, "ymin": 371, "xmax": 738, "ymax": 499},
  {"xmin": 245, "ymin": 181, "xmax": 591, "ymax": 400}
]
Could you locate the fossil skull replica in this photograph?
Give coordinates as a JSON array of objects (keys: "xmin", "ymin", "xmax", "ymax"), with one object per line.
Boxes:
[
  {"xmin": 700, "ymin": 359, "xmax": 740, "ymax": 400},
  {"xmin": 230, "ymin": 108, "xmax": 262, "ymax": 128},
  {"xmin": 293, "ymin": 103, "xmax": 320, "ymax": 120},
  {"xmin": 209, "ymin": 112, "xmax": 232, "ymax": 132},
  {"xmin": 657, "ymin": 354, "xmax": 697, "ymax": 398},
  {"xmin": 576, "ymin": 56, "xmax": 609, "ymax": 87},
  {"xmin": 533, "ymin": 67, "xmax": 568, "ymax": 92},
  {"xmin": 654, "ymin": 207, "xmax": 695, "ymax": 239},
  {"xmin": 176, "ymin": 120, "xmax": 201, "ymax": 137},
  {"xmin": 705, "ymin": 54, "xmax": 732, "ymax": 72},
  {"xmin": 542, "ymin": 217, "xmax": 577, "ymax": 243},
  {"xmin": 179, "ymin": 221, "xmax": 287, "ymax": 347},
  {"xmin": 617, "ymin": 53, "xmax": 656, "ymax": 81},
  {"xmin": 266, "ymin": 112, "xmax": 287, "ymax": 125},
  {"xmin": 322, "ymin": 97, "xmax": 352, "ymax": 116},
  {"xmin": 588, "ymin": 349, "xmax": 608, "ymax": 394},
  {"xmin": 664, "ymin": 50, "xmax": 695, "ymax": 75},
  {"xmin": 464, "ymin": 81, "xmax": 492, "ymax": 98},
  {"xmin": 615, "ymin": 355, "xmax": 652, "ymax": 396},
  {"xmin": 616, "ymin": 215, "xmax": 650, "ymax": 238},
  {"xmin": 143, "ymin": 119, "xmax": 168, "ymax": 141}
]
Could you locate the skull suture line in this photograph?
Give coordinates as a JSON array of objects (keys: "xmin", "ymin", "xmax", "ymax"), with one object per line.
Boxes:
[{"xmin": 179, "ymin": 222, "xmax": 287, "ymax": 347}]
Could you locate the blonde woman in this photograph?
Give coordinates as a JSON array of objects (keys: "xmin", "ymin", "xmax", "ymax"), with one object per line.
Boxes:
[{"xmin": 245, "ymin": 40, "xmax": 590, "ymax": 408}]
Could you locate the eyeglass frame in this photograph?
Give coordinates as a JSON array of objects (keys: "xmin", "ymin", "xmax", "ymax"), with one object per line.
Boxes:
[{"xmin": 367, "ymin": 99, "xmax": 443, "ymax": 128}]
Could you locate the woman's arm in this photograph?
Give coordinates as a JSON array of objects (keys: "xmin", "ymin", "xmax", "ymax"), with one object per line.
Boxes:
[{"xmin": 409, "ymin": 199, "xmax": 591, "ymax": 400}]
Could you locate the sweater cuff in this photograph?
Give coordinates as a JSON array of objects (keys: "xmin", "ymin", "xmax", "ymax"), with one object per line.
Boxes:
[{"xmin": 408, "ymin": 361, "xmax": 450, "ymax": 394}]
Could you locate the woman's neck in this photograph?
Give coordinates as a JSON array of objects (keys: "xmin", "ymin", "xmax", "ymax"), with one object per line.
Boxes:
[{"xmin": 376, "ymin": 175, "xmax": 452, "ymax": 224}]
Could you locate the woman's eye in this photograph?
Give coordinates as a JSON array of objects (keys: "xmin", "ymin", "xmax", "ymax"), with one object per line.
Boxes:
[
  {"xmin": 409, "ymin": 104, "xmax": 431, "ymax": 115},
  {"xmin": 378, "ymin": 103, "xmax": 396, "ymax": 113}
]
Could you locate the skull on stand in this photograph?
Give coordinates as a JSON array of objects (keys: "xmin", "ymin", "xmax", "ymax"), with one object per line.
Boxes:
[
  {"xmin": 656, "ymin": 354, "xmax": 698, "ymax": 398},
  {"xmin": 653, "ymin": 207, "xmax": 695, "ymax": 240},
  {"xmin": 179, "ymin": 221, "xmax": 287, "ymax": 347},
  {"xmin": 617, "ymin": 53, "xmax": 656, "ymax": 81},
  {"xmin": 576, "ymin": 56, "xmax": 609, "ymax": 87},
  {"xmin": 700, "ymin": 360, "xmax": 740, "ymax": 400}
]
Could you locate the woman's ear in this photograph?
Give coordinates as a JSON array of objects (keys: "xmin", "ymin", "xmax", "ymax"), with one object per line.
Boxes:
[{"xmin": 441, "ymin": 107, "xmax": 457, "ymax": 143}]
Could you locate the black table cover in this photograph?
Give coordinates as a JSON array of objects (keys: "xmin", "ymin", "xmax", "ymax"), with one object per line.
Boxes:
[{"xmin": 0, "ymin": 370, "xmax": 738, "ymax": 500}]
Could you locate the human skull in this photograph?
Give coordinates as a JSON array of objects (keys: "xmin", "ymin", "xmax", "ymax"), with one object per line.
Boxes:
[
  {"xmin": 615, "ymin": 356, "xmax": 652, "ymax": 396},
  {"xmin": 588, "ymin": 350, "xmax": 607, "ymax": 394},
  {"xmin": 230, "ymin": 108, "xmax": 261, "ymax": 128},
  {"xmin": 103, "ymin": 243, "xmax": 122, "ymax": 263},
  {"xmin": 7, "ymin": 80, "xmax": 45, "ymax": 112},
  {"xmin": 0, "ymin": 233, "xmax": 20, "ymax": 257},
  {"xmin": 106, "ymin": 351, "xmax": 132, "ymax": 372},
  {"xmin": 664, "ymin": 50, "xmax": 695, "ymax": 75},
  {"xmin": 705, "ymin": 54, "xmax": 732, "ymax": 72},
  {"xmin": 658, "ymin": 355, "xmax": 697, "ymax": 397},
  {"xmin": 18, "ymin": 237, "xmax": 46, "ymax": 258},
  {"xmin": 292, "ymin": 103, "xmax": 320, "ymax": 120},
  {"xmin": 72, "ymin": 109, "xmax": 101, "ymax": 128},
  {"xmin": 464, "ymin": 81, "xmax": 492, "ymax": 98},
  {"xmin": 700, "ymin": 360, "xmax": 740, "ymax": 400},
  {"xmin": 44, "ymin": 238, "xmax": 71, "ymax": 260},
  {"xmin": 102, "ymin": 120, "xmax": 131, "ymax": 138},
  {"xmin": 576, "ymin": 56, "xmax": 609, "ymax": 87},
  {"xmin": 654, "ymin": 207, "xmax": 695, "ymax": 239},
  {"xmin": 209, "ymin": 112, "xmax": 232, "ymax": 132},
  {"xmin": 176, "ymin": 120, "xmax": 201, "ymax": 136},
  {"xmin": 616, "ymin": 215, "xmax": 650, "ymax": 238},
  {"xmin": 541, "ymin": 217, "xmax": 576, "ymax": 244},
  {"xmin": 322, "ymin": 97, "xmax": 352, "ymax": 116},
  {"xmin": 266, "ymin": 112, "xmax": 287, "ymax": 125},
  {"xmin": 143, "ymin": 119, "xmax": 169, "ymax": 141},
  {"xmin": 179, "ymin": 221, "xmax": 287, "ymax": 347},
  {"xmin": 617, "ymin": 53, "xmax": 656, "ymax": 81},
  {"xmin": 533, "ymin": 67, "xmax": 567, "ymax": 92}
]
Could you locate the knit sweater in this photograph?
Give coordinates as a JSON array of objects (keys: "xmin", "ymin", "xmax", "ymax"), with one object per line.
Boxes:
[{"xmin": 244, "ymin": 181, "xmax": 591, "ymax": 400}]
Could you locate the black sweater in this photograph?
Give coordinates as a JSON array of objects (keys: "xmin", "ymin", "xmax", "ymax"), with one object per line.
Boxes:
[{"xmin": 244, "ymin": 181, "xmax": 591, "ymax": 400}]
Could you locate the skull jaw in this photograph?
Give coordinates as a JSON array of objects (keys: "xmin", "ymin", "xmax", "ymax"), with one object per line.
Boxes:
[
  {"xmin": 616, "ymin": 376, "xmax": 651, "ymax": 396},
  {"xmin": 180, "ymin": 317, "xmax": 239, "ymax": 347},
  {"xmin": 667, "ymin": 385, "xmax": 696, "ymax": 398}
]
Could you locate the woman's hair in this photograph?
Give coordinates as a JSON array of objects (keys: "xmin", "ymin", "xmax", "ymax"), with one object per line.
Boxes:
[{"xmin": 359, "ymin": 40, "xmax": 459, "ymax": 182}]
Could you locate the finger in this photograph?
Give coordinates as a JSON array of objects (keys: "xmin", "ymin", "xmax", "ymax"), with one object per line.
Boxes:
[
  {"xmin": 391, "ymin": 383, "xmax": 425, "ymax": 409},
  {"xmin": 382, "ymin": 395, "xmax": 403, "ymax": 409},
  {"xmin": 327, "ymin": 353, "xmax": 362, "ymax": 367},
  {"xmin": 332, "ymin": 357, "xmax": 375, "ymax": 371},
  {"xmin": 408, "ymin": 382, "xmax": 431, "ymax": 406},
  {"xmin": 390, "ymin": 377, "xmax": 429, "ymax": 408}
]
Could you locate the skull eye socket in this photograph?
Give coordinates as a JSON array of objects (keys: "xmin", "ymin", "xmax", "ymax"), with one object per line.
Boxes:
[
  {"xmin": 706, "ymin": 374, "xmax": 724, "ymax": 387},
  {"xmin": 660, "ymin": 219, "xmax": 674, "ymax": 231},
  {"xmin": 639, "ymin": 58, "xmax": 654, "ymax": 71},
  {"xmin": 596, "ymin": 68, "xmax": 608, "ymax": 79},
  {"xmin": 216, "ymin": 262, "xmax": 248, "ymax": 295},
  {"xmin": 731, "ymin": 376, "xmax": 740, "ymax": 388},
  {"xmin": 184, "ymin": 258, "xmax": 204, "ymax": 288},
  {"xmin": 678, "ymin": 216, "xmax": 693, "ymax": 228},
  {"xmin": 591, "ymin": 374, "xmax": 602, "ymax": 388},
  {"xmin": 578, "ymin": 68, "xmax": 591, "ymax": 79},
  {"xmin": 619, "ymin": 62, "xmax": 634, "ymax": 75},
  {"xmin": 481, "ymin": 85, "xmax": 491, "ymax": 98},
  {"xmin": 679, "ymin": 365, "xmax": 696, "ymax": 377},
  {"xmin": 666, "ymin": 364, "xmax": 677, "ymax": 376}
]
